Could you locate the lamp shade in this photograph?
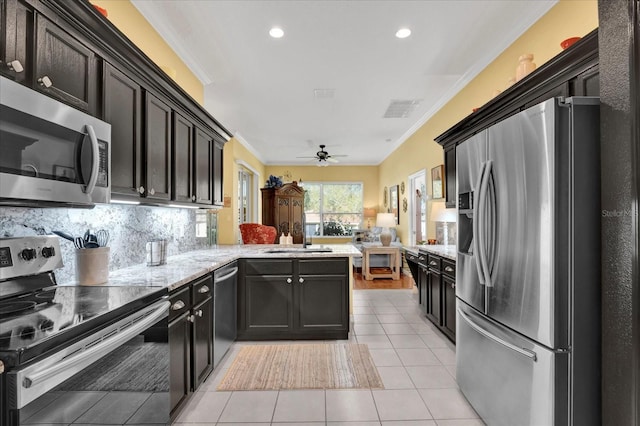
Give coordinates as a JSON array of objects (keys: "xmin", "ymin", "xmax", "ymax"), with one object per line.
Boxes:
[
  {"xmin": 435, "ymin": 208, "xmax": 457, "ymax": 222},
  {"xmin": 364, "ymin": 208, "xmax": 377, "ymax": 218},
  {"xmin": 376, "ymin": 213, "xmax": 395, "ymax": 228}
]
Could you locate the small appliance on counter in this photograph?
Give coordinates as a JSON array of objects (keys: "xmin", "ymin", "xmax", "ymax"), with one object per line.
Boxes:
[
  {"xmin": 0, "ymin": 236, "xmax": 170, "ymax": 426},
  {"xmin": 146, "ymin": 239, "xmax": 167, "ymax": 266}
]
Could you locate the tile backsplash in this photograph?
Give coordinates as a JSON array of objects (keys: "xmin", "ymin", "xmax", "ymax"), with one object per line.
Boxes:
[{"xmin": 0, "ymin": 205, "xmax": 208, "ymax": 283}]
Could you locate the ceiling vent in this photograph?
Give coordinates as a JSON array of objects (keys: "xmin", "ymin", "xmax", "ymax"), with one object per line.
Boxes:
[
  {"xmin": 313, "ymin": 89, "xmax": 335, "ymax": 99},
  {"xmin": 383, "ymin": 99, "xmax": 422, "ymax": 118}
]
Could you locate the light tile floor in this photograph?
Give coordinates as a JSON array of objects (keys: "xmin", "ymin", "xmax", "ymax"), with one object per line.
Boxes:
[{"xmin": 173, "ymin": 288, "xmax": 484, "ymax": 426}]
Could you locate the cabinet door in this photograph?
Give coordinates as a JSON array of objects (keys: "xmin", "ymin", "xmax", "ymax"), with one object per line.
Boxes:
[
  {"xmin": 172, "ymin": 111, "xmax": 194, "ymax": 203},
  {"xmin": 194, "ymin": 127, "xmax": 213, "ymax": 204},
  {"xmin": 192, "ymin": 297, "xmax": 213, "ymax": 389},
  {"xmin": 0, "ymin": 0, "xmax": 31, "ymax": 83},
  {"xmin": 419, "ymin": 266, "xmax": 429, "ymax": 316},
  {"xmin": 212, "ymin": 138, "xmax": 224, "ymax": 206},
  {"xmin": 275, "ymin": 196, "xmax": 290, "ymax": 235},
  {"xmin": 444, "ymin": 145, "xmax": 456, "ymax": 208},
  {"xmin": 572, "ymin": 65, "xmax": 599, "ymax": 96},
  {"xmin": 426, "ymin": 270, "xmax": 442, "ymax": 325},
  {"xmin": 145, "ymin": 91, "xmax": 172, "ymax": 200},
  {"xmin": 169, "ymin": 312, "xmax": 191, "ymax": 416},
  {"xmin": 291, "ymin": 196, "xmax": 304, "ymax": 244},
  {"xmin": 104, "ymin": 63, "xmax": 142, "ymax": 198},
  {"xmin": 244, "ymin": 275, "xmax": 293, "ymax": 332},
  {"xmin": 34, "ymin": 15, "xmax": 97, "ymax": 113},
  {"xmin": 297, "ymin": 275, "xmax": 348, "ymax": 331},
  {"xmin": 442, "ymin": 275, "xmax": 456, "ymax": 341}
]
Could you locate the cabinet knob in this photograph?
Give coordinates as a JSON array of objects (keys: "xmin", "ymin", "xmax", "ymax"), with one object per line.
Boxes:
[
  {"xmin": 451, "ymin": 282, "xmax": 456, "ymax": 289},
  {"xmin": 171, "ymin": 300, "xmax": 185, "ymax": 311},
  {"xmin": 299, "ymin": 277, "xmax": 304, "ymax": 284},
  {"xmin": 38, "ymin": 75, "xmax": 53, "ymax": 88},
  {"xmin": 187, "ymin": 314, "xmax": 195, "ymax": 323},
  {"xmin": 138, "ymin": 186, "xmax": 145, "ymax": 194},
  {"xmin": 429, "ymin": 261, "xmax": 437, "ymax": 266},
  {"xmin": 198, "ymin": 285, "xmax": 210, "ymax": 294},
  {"xmin": 192, "ymin": 195, "xmax": 196, "ymax": 202},
  {"xmin": 195, "ymin": 309, "xmax": 203, "ymax": 317},
  {"xmin": 149, "ymin": 188, "xmax": 156, "ymax": 195},
  {"xmin": 286, "ymin": 278, "xmax": 292, "ymax": 284},
  {"xmin": 444, "ymin": 266, "xmax": 454, "ymax": 272},
  {"xmin": 8, "ymin": 60, "xmax": 23, "ymax": 73},
  {"xmin": 419, "ymin": 256, "xmax": 425, "ymax": 260}
]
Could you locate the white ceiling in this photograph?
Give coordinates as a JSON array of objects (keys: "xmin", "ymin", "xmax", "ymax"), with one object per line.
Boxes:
[{"xmin": 132, "ymin": 0, "xmax": 555, "ymax": 166}]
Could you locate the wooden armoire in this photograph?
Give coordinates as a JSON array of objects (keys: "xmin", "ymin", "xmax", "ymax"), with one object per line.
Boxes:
[{"xmin": 261, "ymin": 182, "xmax": 305, "ymax": 244}]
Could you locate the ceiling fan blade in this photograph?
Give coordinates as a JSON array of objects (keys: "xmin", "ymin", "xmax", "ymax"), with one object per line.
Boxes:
[
  {"xmin": 329, "ymin": 154, "xmax": 348, "ymax": 157},
  {"xmin": 327, "ymin": 157, "xmax": 339, "ymax": 163},
  {"xmin": 296, "ymin": 156, "xmax": 319, "ymax": 158}
]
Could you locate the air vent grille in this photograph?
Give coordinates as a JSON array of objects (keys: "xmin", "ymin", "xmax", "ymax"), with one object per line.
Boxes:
[
  {"xmin": 383, "ymin": 99, "xmax": 422, "ymax": 118},
  {"xmin": 313, "ymin": 89, "xmax": 335, "ymax": 99}
]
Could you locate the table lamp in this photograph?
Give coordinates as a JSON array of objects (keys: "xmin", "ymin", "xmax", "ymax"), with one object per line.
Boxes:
[
  {"xmin": 364, "ymin": 208, "xmax": 377, "ymax": 229},
  {"xmin": 376, "ymin": 213, "xmax": 395, "ymax": 246},
  {"xmin": 430, "ymin": 201, "xmax": 457, "ymax": 244}
]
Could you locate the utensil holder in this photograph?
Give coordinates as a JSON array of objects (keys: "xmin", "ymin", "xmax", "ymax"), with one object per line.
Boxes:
[
  {"xmin": 146, "ymin": 240, "xmax": 167, "ymax": 266},
  {"xmin": 75, "ymin": 247, "xmax": 110, "ymax": 285}
]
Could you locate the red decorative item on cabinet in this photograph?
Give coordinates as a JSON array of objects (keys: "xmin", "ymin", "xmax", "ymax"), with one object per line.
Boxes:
[
  {"xmin": 561, "ymin": 37, "xmax": 581, "ymax": 50},
  {"xmin": 93, "ymin": 5, "xmax": 108, "ymax": 17}
]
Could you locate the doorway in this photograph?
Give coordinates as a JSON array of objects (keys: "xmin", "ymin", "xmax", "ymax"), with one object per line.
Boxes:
[{"xmin": 408, "ymin": 170, "xmax": 427, "ymax": 246}]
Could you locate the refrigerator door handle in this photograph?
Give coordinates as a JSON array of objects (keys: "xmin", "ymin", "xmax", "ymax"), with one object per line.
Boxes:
[
  {"xmin": 457, "ymin": 306, "xmax": 537, "ymax": 361},
  {"xmin": 473, "ymin": 161, "xmax": 487, "ymax": 285},
  {"xmin": 478, "ymin": 160, "xmax": 493, "ymax": 287}
]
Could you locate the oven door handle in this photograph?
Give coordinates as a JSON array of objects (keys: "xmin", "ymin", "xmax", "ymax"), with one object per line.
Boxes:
[
  {"xmin": 83, "ymin": 124, "xmax": 100, "ymax": 195},
  {"xmin": 22, "ymin": 300, "xmax": 169, "ymax": 389}
]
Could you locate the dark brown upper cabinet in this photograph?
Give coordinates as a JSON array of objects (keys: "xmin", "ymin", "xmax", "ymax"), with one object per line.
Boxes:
[
  {"xmin": 172, "ymin": 111, "xmax": 195, "ymax": 204},
  {"xmin": 103, "ymin": 63, "xmax": 143, "ymax": 199},
  {"xmin": 34, "ymin": 14, "xmax": 98, "ymax": 114},
  {"xmin": 194, "ymin": 127, "xmax": 214, "ymax": 205},
  {"xmin": 212, "ymin": 138, "xmax": 224, "ymax": 207},
  {"xmin": 0, "ymin": 0, "xmax": 31, "ymax": 83},
  {"xmin": 144, "ymin": 91, "xmax": 173, "ymax": 201}
]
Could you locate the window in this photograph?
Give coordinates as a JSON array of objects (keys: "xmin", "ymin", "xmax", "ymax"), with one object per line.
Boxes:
[
  {"xmin": 238, "ymin": 166, "xmax": 254, "ymax": 224},
  {"xmin": 304, "ymin": 182, "xmax": 363, "ymax": 237}
]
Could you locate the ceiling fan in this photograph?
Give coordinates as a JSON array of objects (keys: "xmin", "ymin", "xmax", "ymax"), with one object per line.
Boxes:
[{"xmin": 297, "ymin": 145, "xmax": 347, "ymax": 166}]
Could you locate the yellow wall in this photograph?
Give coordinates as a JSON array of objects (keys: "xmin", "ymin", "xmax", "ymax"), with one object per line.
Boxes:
[
  {"xmin": 217, "ymin": 139, "xmax": 266, "ymax": 244},
  {"xmin": 90, "ymin": 0, "xmax": 204, "ymax": 104},
  {"xmin": 264, "ymin": 165, "xmax": 379, "ymax": 244},
  {"xmin": 379, "ymin": 0, "xmax": 598, "ymax": 244}
]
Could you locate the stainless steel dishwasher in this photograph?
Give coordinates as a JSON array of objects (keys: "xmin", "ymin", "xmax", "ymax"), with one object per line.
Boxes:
[{"xmin": 213, "ymin": 261, "xmax": 238, "ymax": 368}]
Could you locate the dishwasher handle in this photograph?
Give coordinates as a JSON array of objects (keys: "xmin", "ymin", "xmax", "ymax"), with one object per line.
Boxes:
[{"xmin": 215, "ymin": 266, "xmax": 238, "ymax": 283}]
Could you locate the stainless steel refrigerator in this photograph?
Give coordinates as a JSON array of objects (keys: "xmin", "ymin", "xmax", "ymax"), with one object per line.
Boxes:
[{"xmin": 456, "ymin": 97, "xmax": 601, "ymax": 426}]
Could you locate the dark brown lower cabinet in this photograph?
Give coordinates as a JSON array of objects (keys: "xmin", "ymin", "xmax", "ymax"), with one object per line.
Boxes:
[
  {"xmin": 168, "ymin": 274, "xmax": 213, "ymax": 419},
  {"xmin": 412, "ymin": 251, "xmax": 457, "ymax": 343},
  {"xmin": 238, "ymin": 258, "xmax": 349, "ymax": 340}
]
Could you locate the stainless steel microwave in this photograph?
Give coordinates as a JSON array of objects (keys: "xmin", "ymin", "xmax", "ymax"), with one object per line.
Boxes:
[{"xmin": 0, "ymin": 76, "xmax": 111, "ymax": 207}]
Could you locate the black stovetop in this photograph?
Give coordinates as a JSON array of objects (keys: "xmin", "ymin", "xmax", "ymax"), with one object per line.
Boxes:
[{"xmin": 0, "ymin": 284, "xmax": 167, "ymax": 368}]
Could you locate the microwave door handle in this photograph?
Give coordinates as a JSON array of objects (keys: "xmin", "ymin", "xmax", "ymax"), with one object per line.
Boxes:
[
  {"xmin": 478, "ymin": 160, "xmax": 493, "ymax": 287},
  {"xmin": 83, "ymin": 124, "xmax": 99, "ymax": 194},
  {"xmin": 473, "ymin": 162, "xmax": 486, "ymax": 285}
]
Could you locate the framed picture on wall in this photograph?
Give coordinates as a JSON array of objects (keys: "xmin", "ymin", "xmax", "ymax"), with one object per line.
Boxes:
[
  {"xmin": 431, "ymin": 165, "xmax": 444, "ymax": 199},
  {"xmin": 389, "ymin": 185, "xmax": 399, "ymax": 224}
]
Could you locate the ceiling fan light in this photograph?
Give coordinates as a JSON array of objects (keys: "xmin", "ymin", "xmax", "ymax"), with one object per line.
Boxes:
[{"xmin": 269, "ymin": 27, "xmax": 284, "ymax": 38}]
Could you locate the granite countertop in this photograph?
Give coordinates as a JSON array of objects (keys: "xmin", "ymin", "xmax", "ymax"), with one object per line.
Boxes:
[
  {"xmin": 60, "ymin": 244, "xmax": 362, "ymax": 292},
  {"xmin": 403, "ymin": 245, "xmax": 457, "ymax": 261}
]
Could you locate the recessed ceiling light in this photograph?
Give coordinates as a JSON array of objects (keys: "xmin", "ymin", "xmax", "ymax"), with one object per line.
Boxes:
[
  {"xmin": 395, "ymin": 28, "xmax": 411, "ymax": 39},
  {"xmin": 269, "ymin": 27, "xmax": 284, "ymax": 38}
]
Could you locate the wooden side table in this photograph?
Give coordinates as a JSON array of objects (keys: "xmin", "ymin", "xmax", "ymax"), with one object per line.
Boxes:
[{"xmin": 362, "ymin": 245, "xmax": 401, "ymax": 280}]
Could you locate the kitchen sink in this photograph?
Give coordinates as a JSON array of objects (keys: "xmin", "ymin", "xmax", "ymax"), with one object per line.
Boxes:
[{"xmin": 264, "ymin": 247, "xmax": 333, "ymax": 253}]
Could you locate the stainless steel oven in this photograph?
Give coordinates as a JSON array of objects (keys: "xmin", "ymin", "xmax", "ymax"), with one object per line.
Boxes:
[
  {"xmin": 0, "ymin": 237, "xmax": 170, "ymax": 426},
  {"xmin": 0, "ymin": 76, "xmax": 110, "ymax": 207}
]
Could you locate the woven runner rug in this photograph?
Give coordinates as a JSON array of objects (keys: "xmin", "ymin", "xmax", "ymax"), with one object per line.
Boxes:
[{"xmin": 217, "ymin": 343, "xmax": 384, "ymax": 391}]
